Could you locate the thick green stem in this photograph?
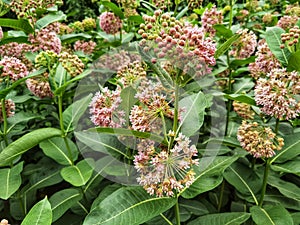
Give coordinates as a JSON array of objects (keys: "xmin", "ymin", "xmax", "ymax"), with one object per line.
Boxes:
[
  {"xmin": 259, "ymin": 158, "xmax": 270, "ymax": 207},
  {"xmin": 174, "ymin": 195, "xmax": 181, "ymax": 225},
  {"xmin": 1, "ymin": 99, "xmax": 8, "ymax": 146}
]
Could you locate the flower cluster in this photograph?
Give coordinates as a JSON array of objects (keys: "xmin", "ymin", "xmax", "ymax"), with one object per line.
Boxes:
[
  {"xmin": 74, "ymin": 40, "xmax": 97, "ymax": 55},
  {"xmin": 82, "ymin": 18, "xmax": 97, "ymax": 31},
  {"xmin": 58, "ymin": 52, "xmax": 85, "ymax": 77},
  {"xmin": 236, "ymin": 9, "xmax": 249, "ymax": 21},
  {"xmin": 277, "ymin": 15, "xmax": 299, "ymax": 30},
  {"xmin": 35, "ymin": 50, "xmax": 58, "ymax": 68},
  {"xmin": 280, "ymin": 26, "xmax": 300, "ymax": 52},
  {"xmin": 116, "ymin": 61, "xmax": 146, "ymax": 88},
  {"xmin": 152, "ymin": 0, "xmax": 172, "ymax": 10},
  {"xmin": 187, "ymin": 0, "xmax": 203, "ymax": 10},
  {"xmin": 28, "ymin": 27, "xmax": 62, "ymax": 54},
  {"xmin": 0, "ymin": 56, "xmax": 29, "ymax": 81},
  {"xmin": 99, "ymin": 12, "xmax": 122, "ymax": 35},
  {"xmin": 232, "ymin": 101, "xmax": 255, "ymax": 120},
  {"xmin": 26, "ymin": 72, "xmax": 54, "ymax": 98},
  {"xmin": 248, "ymin": 39, "xmax": 281, "ymax": 79},
  {"xmin": 89, "ymin": 87, "xmax": 125, "ymax": 128},
  {"xmin": 139, "ymin": 10, "xmax": 216, "ymax": 76},
  {"xmin": 255, "ymin": 68, "xmax": 300, "ymax": 120},
  {"xmin": 117, "ymin": 0, "xmax": 138, "ymax": 17},
  {"xmin": 0, "ymin": 219, "xmax": 10, "ymax": 225},
  {"xmin": 134, "ymin": 133, "xmax": 199, "ymax": 197},
  {"xmin": 201, "ymin": 5, "xmax": 223, "ymax": 37},
  {"xmin": 237, "ymin": 121, "xmax": 284, "ymax": 158},
  {"xmin": 285, "ymin": 3, "xmax": 300, "ymax": 16},
  {"xmin": 230, "ymin": 29, "xmax": 257, "ymax": 59},
  {"xmin": 0, "ymin": 99, "xmax": 15, "ymax": 122}
]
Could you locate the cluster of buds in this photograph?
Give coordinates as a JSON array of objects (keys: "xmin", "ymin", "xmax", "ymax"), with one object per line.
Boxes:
[
  {"xmin": 74, "ymin": 40, "xmax": 97, "ymax": 55},
  {"xmin": 0, "ymin": 99, "xmax": 15, "ymax": 122},
  {"xmin": 0, "ymin": 56, "xmax": 29, "ymax": 81},
  {"xmin": 69, "ymin": 18, "xmax": 97, "ymax": 32},
  {"xmin": 277, "ymin": 15, "xmax": 299, "ymax": 30},
  {"xmin": 58, "ymin": 52, "xmax": 85, "ymax": 77},
  {"xmin": 134, "ymin": 133, "xmax": 199, "ymax": 197},
  {"xmin": 237, "ymin": 121, "xmax": 284, "ymax": 158},
  {"xmin": 139, "ymin": 10, "xmax": 216, "ymax": 77},
  {"xmin": 117, "ymin": 0, "xmax": 138, "ymax": 17},
  {"xmin": 229, "ymin": 29, "xmax": 257, "ymax": 59},
  {"xmin": 35, "ymin": 50, "xmax": 58, "ymax": 68},
  {"xmin": 249, "ymin": 39, "xmax": 281, "ymax": 79},
  {"xmin": 280, "ymin": 26, "xmax": 300, "ymax": 52},
  {"xmin": 28, "ymin": 27, "xmax": 62, "ymax": 54},
  {"xmin": 152, "ymin": 0, "xmax": 172, "ymax": 10},
  {"xmin": 255, "ymin": 68, "xmax": 300, "ymax": 120},
  {"xmin": 187, "ymin": 0, "xmax": 203, "ymax": 10},
  {"xmin": 82, "ymin": 18, "xmax": 97, "ymax": 31},
  {"xmin": 99, "ymin": 12, "xmax": 122, "ymax": 35},
  {"xmin": 236, "ymin": 9, "xmax": 249, "ymax": 22},
  {"xmin": 262, "ymin": 13, "xmax": 273, "ymax": 25},
  {"xmin": 116, "ymin": 61, "xmax": 146, "ymax": 88},
  {"xmin": 58, "ymin": 23, "xmax": 74, "ymax": 35},
  {"xmin": 26, "ymin": 72, "xmax": 54, "ymax": 98},
  {"xmin": 0, "ymin": 219, "xmax": 10, "ymax": 225},
  {"xmin": 233, "ymin": 101, "xmax": 255, "ymax": 120},
  {"xmin": 89, "ymin": 87, "xmax": 125, "ymax": 128},
  {"xmin": 285, "ymin": 3, "xmax": 300, "ymax": 16},
  {"xmin": 245, "ymin": 0, "xmax": 259, "ymax": 11},
  {"xmin": 201, "ymin": 5, "xmax": 223, "ymax": 37}
]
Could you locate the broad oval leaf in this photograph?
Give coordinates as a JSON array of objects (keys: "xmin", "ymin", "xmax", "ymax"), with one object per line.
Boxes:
[
  {"xmin": 0, "ymin": 18, "xmax": 34, "ymax": 34},
  {"xmin": 265, "ymin": 26, "xmax": 291, "ymax": 66},
  {"xmin": 267, "ymin": 176, "xmax": 300, "ymax": 201},
  {"xmin": 49, "ymin": 188, "xmax": 82, "ymax": 222},
  {"xmin": 0, "ymin": 128, "xmax": 62, "ymax": 166},
  {"xmin": 188, "ymin": 212, "xmax": 250, "ymax": 225},
  {"xmin": 271, "ymin": 157, "xmax": 300, "ymax": 175},
  {"xmin": 40, "ymin": 137, "xmax": 78, "ymax": 166},
  {"xmin": 35, "ymin": 11, "xmax": 66, "ymax": 30},
  {"xmin": 250, "ymin": 204, "xmax": 293, "ymax": 225},
  {"xmin": 61, "ymin": 159, "xmax": 94, "ymax": 187},
  {"xmin": 0, "ymin": 162, "xmax": 23, "ymax": 200},
  {"xmin": 21, "ymin": 197, "xmax": 52, "ymax": 225},
  {"xmin": 83, "ymin": 186, "xmax": 176, "ymax": 225}
]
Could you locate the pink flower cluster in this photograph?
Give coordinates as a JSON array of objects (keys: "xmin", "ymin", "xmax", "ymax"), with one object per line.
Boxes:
[
  {"xmin": 74, "ymin": 40, "xmax": 97, "ymax": 55},
  {"xmin": 230, "ymin": 29, "xmax": 257, "ymax": 59},
  {"xmin": 0, "ymin": 99, "xmax": 15, "ymax": 122},
  {"xmin": 99, "ymin": 12, "xmax": 122, "ymax": 35},
  {"xmin": 237, "ymin": 121, "xmax": 284, "ymax": 158},
  {"xmin": 249, "ymin": 39, "xmax": 281, "ymax": 79},
  {"xmin": 0, "ymin": 56, "xmax": 29, "ymax": 81},
  {"xmin": 201, "ymin": 5, "xmax": 223, "ymax": 37},
  {"xmin": 26, "ymin": 73, "xmax": 54, "ymax": 98},
  {"xmin": 134, "ymin": 133, "xmax": 199, "ymax": 197},
  {"xmin": 139, "ymin": 10, "xmax": 216, "ymax": 76},
  {"xmin": 277, "ymin": 15, "xmax": 299, "ymax": 30},
  {"xmin": 89, "ymin": 87, "xmax": 125, "ymax": 128},
  {"xmin": 255, "ymin": 68, "xmax": 300, "ymax": 120},
  {"xmin": 152, "ymin": 0, "xmax": 172, "ymax": 10}
]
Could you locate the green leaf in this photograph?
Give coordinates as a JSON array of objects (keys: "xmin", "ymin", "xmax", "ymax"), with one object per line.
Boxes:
[
  {"xmin": 287, "ymin": 50, "xmax": 300, "ymax": 72},
  {"xmin": 264, "ymin": 190, "xmax": 300, "ymax": 211},
  {"xmin": 35, "ymin": 11, "xmax": 66, "ymax": 30},
  {"xmin": 21, "ymin": 197, "xmax": 52, "ymax": 225},
  {"xmin": 268, "ymin": 176, "xmax": 300, "ymax": 201},
  {"xmin": 49, "ymin": 188, "xmax": 82, "ymax": 222},
  {"xmin": 101, "ymin": 1, "xmax": 124, "ymax": 19},
  {"xmin": 179, "ymin": 199, "xmax": 209, "ymax": 216},
  {"xmin": 39, "ymin": 137, "xmax": 78, "ymax": 166},
  {"xmin": 63, "ymin": 95, "xmax": 92, "ymax": 133},
  {"xmin": 188, "ymin": 212, "xmax": 250, "ymax": 225},
  {"xmin": 178, "ymin": 92, "xmax": 209, "ymax": 137},
  {"xmin": 224, "ymin": 94, "xmax": 256, "ymax": 105},
  {"xmin": 60, "ymin": 33, "xmax": 92, "ymax": 44},
  {"xmin": 250, "ymin": 204, "xmax": 293, "ymax": 225},
  {"xmin": 61, "ymin": 159, "xmax": 94, "ymax": 187},
  {"xmin": 119, "ymin": 87, "xmax": 138, "ymax": 126},
  {"xmin": 271, "ymin": 157, "xmax": 300, "ymax": 175},
  {"xmin": 83, "ymin": 186, "xmax": 176, "ymax": 225},
  {"xmin": 232, "ymin": 77, "xmax": 255, "ymax": 93},
  {"xmin": 223, "ymin": 162, "xmax": 260, "ymax": 205},
  {"xmin": 214, "ymin": 24, "xmax": 233, "ymax": 38},
  {"xmin": 127, "ymin": 15, "xmax": 144, "ymax": 24},
  {"xmin": 0, "ymin": 128, "xmax": 62, "ymax": 166},
  {"xmin": 270, "ymin": 132, "xmax": 300, "ymax": 163},
  {"xmin": 215, "ymin": 34, "xmax": 241, "ymax": 59},
  {"xmin": 265, "ymin": 26, "xmax": 291, "ymax": 66},
  {"xmin": 181, "ymin": 156, "xmax": 238, "ymax": 198},
  {"xmin": 230, "ymin": 56, "xmax": 255, "ymax": 68},
  {"xmin": 0, "ymin": 18, "xmax": 34, "ymax": 34},
  {"xmin": 0, "ymin": 162, "xmax": 23, "ymax": 200}
]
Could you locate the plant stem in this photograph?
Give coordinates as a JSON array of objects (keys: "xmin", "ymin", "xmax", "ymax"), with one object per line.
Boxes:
[
  {"xmin": 1, "ymin": 98, "xmax": 8, "ymax": 146},
  {"xmin": 160, "ymin": 213, "xmax": 174, "ymax": 225},
  {"xmin": 229, "ymin": 0, "xmax": 233, "ymax": 30},
  {"xmin": 258, "ymin": 158, "xmax": 270, "ymax": 207},
  {"xmin": 217, "ymin": 180, "xmax": 225, "ymax": 212},
  {"xmin": 174, "ymin": 194, "xmax": 181, "ymax": 225}
]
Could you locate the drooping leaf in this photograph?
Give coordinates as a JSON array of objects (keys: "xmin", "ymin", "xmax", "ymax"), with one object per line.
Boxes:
[
  {"xmin": 60, "ymin": 33, "xmax": 93, "ymax": 44},
  {"xmin": 265, "ymin": 26, "xmax": 291, "ymax": 66},
  {"xmin": 39, "ymin": 137, "xmax": 78, "ymax": 166},
  {"xmin": 268, "ymin": 176, "xmax": 300, "ymax": 201},
  {"xmin": 188, "ymin": 212, "xmax": 250, "ymax": 225},
  {"xmin": 224, "ymin": 94, "xmax": 256, "ymax": 106},
  {"xmin": 250, "ymin": 204, "xmax": 293, "ymax": 225},
  {"xmin": 21, "ymin": 197, "xmax": 52, "ymax": 225},
  {"xmin": 49, "ymin": 188, "xmax": 82, "ymax": 222},
  {"xmin": 0, "ymin": 162, "xmax": 23, "ymax": 200},
  {"xmin": 63, "ymin": 94, "xmax": 92, "ymax": 133},
  {"xmin": 101, "ymin": 1, "xmax": 124, "ymax": 19},
  {"xmin": 214, "ymin": 34, "xmax": 241, "ymax": 59},
  {"xmin": 83, "ymin": 186, "xmax": 176, "ymax": 225},
  {"xmin": 214, "ymin": 24, "xmax": 233, "ymax": 38},
  {"xmin": 271, "ymin": 157, "xmax": 300, "ymax": 175},
  {"xmin": 119, "ymin": 86, "xmax": 138, "ymax": 126},
  {"xmin": 0, "ymin": 18, "xmax": 34, "ymax": 34},
  {"xmin": 0, "ymin": 128, "xmax": 62, "ymax": 166},
  {"xmin": 35, "ymin": 11, "xmax": 66, "ymax": 30},
  {"xmin": 181, "ymin": 156, "xmax": 238, "ymax": 198},
  {"xmin": 60, "ymin": 159, "xmax": 94, "ymax": 187}
]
